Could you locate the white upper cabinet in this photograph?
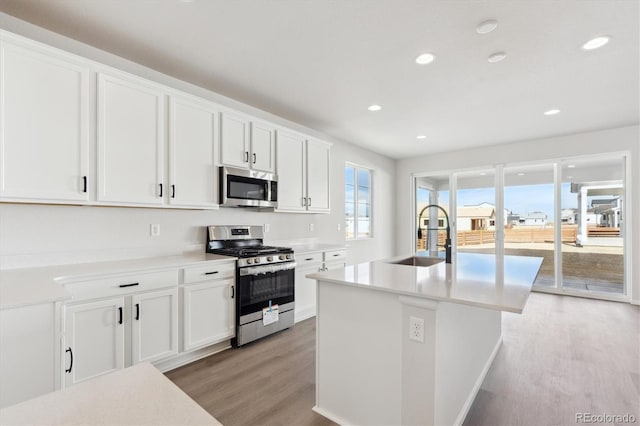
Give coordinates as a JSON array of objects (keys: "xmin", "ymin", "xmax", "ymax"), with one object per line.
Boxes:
[
  {"xmin": 276, "ymin": 132, "xmax": 331, "ymax": 213},
  {"xmin": 220, "ymin": 112, "xmax": 275, "ymax": 173},
  {"xmin": 0, "ymin": 36, "xmax": 90, "ymax": 202},
  {"xmin": 250, "ymin": 121, "xmax": 276, "ymax": 173},
  {"xmin": 306, "ymin": 139, "xmax": 331, "ymax": 212},
  {"xmin": 97, "ymin": 72, "xmax": 165, "ymax": 205},
  {"xmin": 220, "ymin": 111, "xmax": 250, "ymax": 169},
  {"xmin": 276, "ymin": 130, "xmax": 306, "ymax": 211},
  {"xmin": 168, "ymin": 95, "xmax": 217, "ymax": 207}
]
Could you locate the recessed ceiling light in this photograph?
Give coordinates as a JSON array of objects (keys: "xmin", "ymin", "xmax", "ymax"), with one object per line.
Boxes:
[
  {"xmin": 416, "ymin": 135, "xmax": 427, "ymax": 140},
  {"xmin": 582, "ymin": 36, "xmax": 610, "ymax": 50},
  {"xmin": 415, "ymin": 53, "xmax": 435, "ymax": 65},
  {"xmin": 566, "ymin": 176, "xmax": 573, "ymax": 179},
  {"xmin": 517, "ymin": 172, "xmax": 525, "ymax": 176},
  {"xmin": 476, "ymin": 19, "xmax": 498, "ymax": 34},
  {"xmin": 367, "ymin": 104, "xmax": 382, "ymax": 111},
  {"xmin": 544, "ymin": 109, "xmax": 560, "ymax": 115},
  {"xmin": 479, "ymin": 172, "xmax": 487, "ymax": 176},
  {"xmin": 567, "ymin": 164, "xmax": 576, "ymax": 168},
  {"xmin": 487, "ymin": 52, "xmax": 507, "ymax": 63}
]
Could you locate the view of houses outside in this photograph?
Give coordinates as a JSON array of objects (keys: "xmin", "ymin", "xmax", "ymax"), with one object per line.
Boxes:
[
  {"xmin": 345, "ymin": 165, "xmax": 371, "ymax": 239},
  {"xmin": 415, "ymin": 158, "xmax": 625, "ymax": 295}
]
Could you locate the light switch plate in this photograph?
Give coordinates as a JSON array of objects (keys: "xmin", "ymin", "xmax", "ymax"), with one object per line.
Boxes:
[{"xmin": 150, "ymin": 224, "xmax": 160, "ymax": 237}]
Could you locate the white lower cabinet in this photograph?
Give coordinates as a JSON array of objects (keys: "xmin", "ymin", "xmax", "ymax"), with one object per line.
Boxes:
[
  {"xmin": 63, "ymin": 286, "xmax": 178, "ymax": 387},
  {"xmin": 131, "ymin": 288, "xmax": 178, "ymax": 364},
  {"xmin": 63, "ymin": 297, "xmax": 125, "ymax": 387},
  {"xmin": 182, "ymin": 278, "xmax": 235, "ymax": 351}
]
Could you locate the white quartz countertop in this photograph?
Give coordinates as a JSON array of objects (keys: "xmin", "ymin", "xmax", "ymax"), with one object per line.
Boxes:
[
  {"xmin": 0, "ymin": 362, "xmax": 221, "ymax": 425},
  {"xmin": 307, "ymin": 252, "xmax": 543, "ymax": 313},
  {"xmin": 0, "ymin": 253, "xmax": 234, "ymax": 310}
]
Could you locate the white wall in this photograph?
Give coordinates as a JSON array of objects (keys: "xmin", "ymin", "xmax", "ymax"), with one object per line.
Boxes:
[
  {"xmin": 396, "ymin": 125, "xmax": 640, "ymax": 303},
  {"xmin": 0, "ymin": 13, "xmax": 396, "ymax": 269}
]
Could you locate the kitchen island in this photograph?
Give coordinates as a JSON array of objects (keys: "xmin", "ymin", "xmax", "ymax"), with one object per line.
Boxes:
[{"xmin": 307, "ymin": 252, "xmax": 542, "ymax": 426}]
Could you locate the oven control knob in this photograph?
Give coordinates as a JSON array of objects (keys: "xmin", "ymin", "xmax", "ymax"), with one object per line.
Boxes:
[
  {"xmin": 286, "ymin": 254, "xmax": 293, "ymax": 260},
  {"xmin": 247, "ymin": 258, "xmax": 253, "ymax": 264},
  {"xmin": 267, "ymin": 256, "xmax": 274, "ymax": 262},
  {"xmin": 279, "ymin": 255, "xmax": 285, "ymax": 260},
  {"xmin": 254, "ymin": 257, "xmax": 261, "ymax": 264}
]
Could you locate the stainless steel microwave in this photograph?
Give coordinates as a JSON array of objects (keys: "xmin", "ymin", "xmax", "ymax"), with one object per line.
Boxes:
[{"xmin": 219, "ymin": 166, "xmax": 278, "ymax": 208}]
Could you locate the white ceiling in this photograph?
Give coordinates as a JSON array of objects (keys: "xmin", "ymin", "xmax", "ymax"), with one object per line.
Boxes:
[{"xmin": 0, "ymin": 0, "xmax": 638, "ymax": 159}]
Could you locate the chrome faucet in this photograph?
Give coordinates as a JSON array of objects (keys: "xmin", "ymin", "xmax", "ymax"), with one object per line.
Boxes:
[{"xmin": 417, "ymin": 204, "xmax": 452, "ymax": 264}]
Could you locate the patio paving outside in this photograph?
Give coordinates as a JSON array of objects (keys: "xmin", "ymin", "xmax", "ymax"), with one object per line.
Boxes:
[{"xmin": 455, "ymin": 239, "xmax": 624, "ymax": 295}]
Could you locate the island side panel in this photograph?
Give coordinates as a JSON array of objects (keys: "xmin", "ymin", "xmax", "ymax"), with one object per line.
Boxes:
[
  {"xmin": 315, "ymin": 280, "xmax": 402, "ymax": 425},
  {"xmin": 434, "ymin": 301, "xmax": 502, "ymax": 425}
]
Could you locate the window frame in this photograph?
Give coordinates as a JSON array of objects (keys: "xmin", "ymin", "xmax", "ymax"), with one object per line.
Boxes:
[{"xmin": 345, "ymin": 162, "xmax": 373, "ymax": 240}]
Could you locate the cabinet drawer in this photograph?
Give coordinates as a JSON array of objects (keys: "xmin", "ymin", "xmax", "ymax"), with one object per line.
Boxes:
[
  {"xmin": 323, "ymin": 249, "xmax": 347, "ymax": 262},
  {"xmin": 65, "ymin": 270, "xmax": 179, "ymax": 301},
  {"xmin": 295, "ymin": 252, "xmax": 323, "ymax": 265},
  {"xmin": 183, "ymin": 262, "xmax": 235, "ymax": 284}
]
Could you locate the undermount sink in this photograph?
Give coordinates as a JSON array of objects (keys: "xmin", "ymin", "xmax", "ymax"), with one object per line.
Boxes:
[{"xmin": 385, "ymin": 256, "xmax": 445, "ymax": 267}]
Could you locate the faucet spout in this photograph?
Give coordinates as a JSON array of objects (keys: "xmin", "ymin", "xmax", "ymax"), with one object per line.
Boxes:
[{"xmin": 417, "ymin": 204, "xmax": 452, "ymax": 264}]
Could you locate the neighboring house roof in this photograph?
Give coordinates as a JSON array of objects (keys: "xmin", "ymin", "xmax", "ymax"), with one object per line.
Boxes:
[{"xmin": 526, "ymin": 211, "xmax": 547, "ymax": 219}]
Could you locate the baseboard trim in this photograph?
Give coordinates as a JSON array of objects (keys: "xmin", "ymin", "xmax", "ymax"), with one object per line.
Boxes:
[
  {"xmin": 154, "ymin": 340, "xmax": 231, "ymax": 373},
  {"xmin": 312, "ymin": 405, "xmax": 352, "ymax": 425},
  {"xmin": 453, "ymin": 335, "xmax": 503, "ymax": 426},
  {"xmin": 631, "ymin": 299, "xmax": 640, "ymax": 306},
  {"xmin": 294, "ymin": 306, "xmax": 316, "ymax": 323}
]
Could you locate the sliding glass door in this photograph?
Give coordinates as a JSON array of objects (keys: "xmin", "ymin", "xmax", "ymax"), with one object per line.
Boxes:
[
  {"xmin": 504, "ymin": 164, "xmax": 555, "ymax": 288},
  {"xmin": 560, "ymin": 156, "xmax": 625, "ymax": 295},
  {"xmin": 413, "ymin": 153, "xmax": 628, "ymax": 300},
  {"xmin": 455, "ymin": 170, "xmax": 496, "ymax": 255}
]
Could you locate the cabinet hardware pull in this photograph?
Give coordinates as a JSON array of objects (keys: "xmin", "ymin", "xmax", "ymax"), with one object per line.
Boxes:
[
  {"xmin": 171, "ymin": 184, "xmax": 176, "ymax": 198},
  {"xmin": 253, "ymin": 153, "xmax": 257, "ymax": 164},
  {"xmin": 302, "ymin": 197, "xmax": 307, "ymax": 207},
  {"xmin": 244, "ymin": 151, "xmax": 249, "ymax": 162},
  {"xmin": 119, "ymin": 283, "xmax": 139, "ymax": 288},
  {"xmin": 308, "ymin": 197, "xmax": 311, "ymax": 206},
  {"xmin": 118, "ymin": 307, "xmax": 123, "ymax": 325},
  {"xmin": 82, "ymin": 176, "xmax": 87, "ymax": 193},
  {"xmin": 135, "ymin": 303, "xmax": 140, "ymax": 321},
  {"xmin": 231, "ymin": 285, "xmax": 235, "ymax": 299},
  {"xmin": 333, "ymin": 254, "xmax": 340, "ymax": 257},
  {"xmin": 204, "ymin": 271, "xmax": 219, "ymax": 275},
  {"xmin": 305, "ymin": 258, "xmax": 314, "ymax": 261},
  {"xmin": 65, "ymin": 347, "xmax": 73, "ymax": 373},
  {"xmin": 159, "ymin": 183, "xmax": 163, "ymax": 197}
]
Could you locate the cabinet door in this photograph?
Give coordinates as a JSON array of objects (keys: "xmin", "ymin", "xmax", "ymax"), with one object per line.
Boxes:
[
  {"xmin": 169, "ymin": 95, "xmax": 217, "ymax": 207},
  {"xmin": 97, "ymin": 73, "xmax": 165, "ymax": 205},
  {"xmin": 220, "ymin": 112, "xmax": 249, "ymax": 169},
  {"xmin": 64, "ymin": 297, "xmax": 125, "ymax": 387},
  {"xmin": 0, "ymin": 39, "xmax": 89, "ymax": 202},
  {"xmin": 275, "ymin": 130, "xmax": 307, "ymax": 211},
  {"xmin": 294, "ymin": 263, "xmax": 322, "ymax": 322},
  {"xmin": 250, "ymin": 121, "xmax": 275, "ymax": 172},
  {"xmin": 183, "ymin": 279, "xmax": 235, "ymax": 352},
  {"xmin": 131, "ymin": 288, "xmax": 178, "ymax": 364},
  {"xmin": 306, "ymin": 139, "xmax": 331, "ymax": 212}
]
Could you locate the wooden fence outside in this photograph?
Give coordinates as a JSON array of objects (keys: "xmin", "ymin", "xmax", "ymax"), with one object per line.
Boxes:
[{"xmin": 417, "ymin": 226, "xmax": 579, "ymax": 249}]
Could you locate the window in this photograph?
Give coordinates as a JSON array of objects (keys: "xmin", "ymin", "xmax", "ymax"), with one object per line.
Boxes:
[{"xmin": 345, "ymin": 164, "xmax": 372, "ymax": 239}]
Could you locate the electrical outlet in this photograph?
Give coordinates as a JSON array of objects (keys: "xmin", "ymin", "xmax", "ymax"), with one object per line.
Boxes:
[
  {"xmin": 263, "ymin": 223, "xmax": 270, "ymax": 233},
  {"xmin": 337, "ymin": 223, "xmax": 341, "ymax": 231},
  {"xmin": 309, "ymin": 223, "xmax": 314, "ymax": 232},
  {"xmin": 150, "ymin": 224, "xmax": 160, "ymax": 237},
  {"xmin": 409, "ymin": 316, "xmax": 425, "ymax": 343}
]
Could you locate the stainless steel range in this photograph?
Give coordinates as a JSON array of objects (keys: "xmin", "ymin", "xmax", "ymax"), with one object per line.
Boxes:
[{"xmin": 206, "ymin": 225, "xmax": 295, "ymax": 347}]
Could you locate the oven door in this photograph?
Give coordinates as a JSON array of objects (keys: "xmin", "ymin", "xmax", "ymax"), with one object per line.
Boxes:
[
  {"xmin": 220, "ymin": 166, "xmax": 277, "ymax": 208},
  {"xmin": 237, "ymin": 264, "xmax": 294, "ymax": 317}
]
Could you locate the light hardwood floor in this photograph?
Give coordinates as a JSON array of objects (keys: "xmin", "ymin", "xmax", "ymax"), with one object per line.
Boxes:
[{"xmin": 167, "ymin": 293, "xmax": 639, "ymax": 425}]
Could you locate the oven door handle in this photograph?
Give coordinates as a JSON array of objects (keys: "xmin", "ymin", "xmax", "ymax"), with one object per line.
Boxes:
[{"xmin": 239, "ymin": 262, "xmax": 296, "ymax": 276}]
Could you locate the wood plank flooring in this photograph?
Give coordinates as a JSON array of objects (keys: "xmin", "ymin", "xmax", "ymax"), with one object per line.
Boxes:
[{"xmin": 167, "ymin": 293, "xmax": 639, "ymax": 426}]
